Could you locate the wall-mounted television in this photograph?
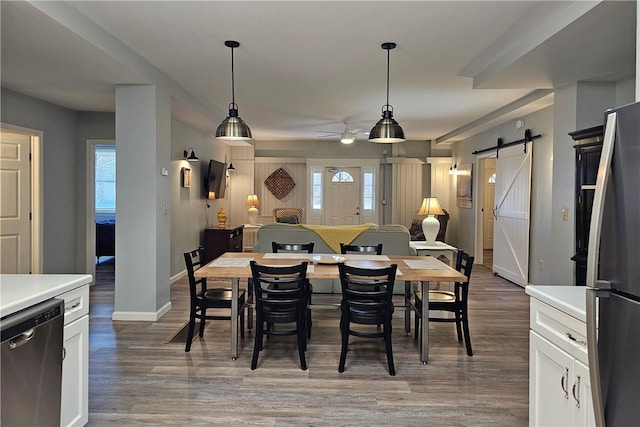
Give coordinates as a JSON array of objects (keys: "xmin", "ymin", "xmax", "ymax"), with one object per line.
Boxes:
[{"xmin": 204, "ymin": 159, "xmax": 227, "ymax": 199}]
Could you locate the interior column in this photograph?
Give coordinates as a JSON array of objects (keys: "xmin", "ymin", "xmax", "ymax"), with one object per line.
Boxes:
[{"xmin": 113, "ymin": 84, "xmax": 172, "ymax": 320}]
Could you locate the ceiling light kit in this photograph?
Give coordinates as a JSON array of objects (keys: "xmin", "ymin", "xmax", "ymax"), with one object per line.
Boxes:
[
  {"xmin": 369, "ymin": 42, "xmax": 405, "ymax": 143},
  {"xmin": 215, "ymin": 40, "xmax": 252, "ymax": 141}
]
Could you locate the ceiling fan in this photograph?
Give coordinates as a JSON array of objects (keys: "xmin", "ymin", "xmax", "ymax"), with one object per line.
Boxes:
[{"xmin": 316, "ymin": 120, "xmax": 364, "ymax": 144}]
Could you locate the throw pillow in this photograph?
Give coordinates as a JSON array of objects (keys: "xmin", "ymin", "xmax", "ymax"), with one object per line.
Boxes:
[{"xmin": 276, "ymin": 216, "xmax": 299, "ymax": 224}]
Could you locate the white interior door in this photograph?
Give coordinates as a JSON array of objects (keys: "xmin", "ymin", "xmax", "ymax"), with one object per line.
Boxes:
[
  {"xmin": 483, "ymin": 160, "xmax": 496, "ymax": 249},
  {"xmin": 492, "ymin": 142, "xmax": 532, "ymax": 286},
  {"xmin": 0, "ymin": 130, "xmax": 31, "ymax": 273},
  {"xmin": 324, "ymin": 167, "xmax": 361, "ymax": 225}
]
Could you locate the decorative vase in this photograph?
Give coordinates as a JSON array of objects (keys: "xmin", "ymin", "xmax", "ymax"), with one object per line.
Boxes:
[{"xmin": 217, "ymin": 208, "xmax": 228, "ymax": 228}]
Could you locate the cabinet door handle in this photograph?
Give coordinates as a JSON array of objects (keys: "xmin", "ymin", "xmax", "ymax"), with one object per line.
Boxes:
[
  {"xmin": 65, "ymin": 301, "xmax": 81, "ymax": 312},
  {"xmin": 561, "ymin": 368, "xmax": 569, "ymax": 399},
  {"xmin": 572, "ymin": 376, "xmax": 581, "ymax": 408},
  {"xmin": 565, "ymin": 332, "xmax": 587, "ymax": 346}
]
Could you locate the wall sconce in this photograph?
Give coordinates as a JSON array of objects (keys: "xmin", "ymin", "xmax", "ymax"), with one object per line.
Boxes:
[
  {"xmin": 227, "ymin": 162, "xmax": 235, "ymax": 172},
  {"xmin": 206, "ymin": 191, "xmax": 215, "ymax": 208},
  {"xmin": 449, "ymin": 163, "xmax": 457, "ymax": 175},
  {"xmin": 246, "ymin": 194, "xmax": 260, "ymax": 225},
  {"xmin": 183, "ymin": 148, "xmax": 199, "ymax": 162}
]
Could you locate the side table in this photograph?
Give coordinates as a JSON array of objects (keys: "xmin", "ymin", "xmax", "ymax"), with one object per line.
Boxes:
[
  {"xmin": 409, "ymin": 241, "xmax": 457, "ymax": 266},
  {"xmin": 243, "ymin": 224, "xmax": 262, "ymax": 252}
]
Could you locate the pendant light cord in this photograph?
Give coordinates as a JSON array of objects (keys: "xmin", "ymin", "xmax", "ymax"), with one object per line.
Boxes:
[
  {"xmin": 230, "ymin": 45, "xmax": 236, "ymax": 108},
  {"xmin": 385, "ymin": 46, "xmax": 390, "ymax": 108}
]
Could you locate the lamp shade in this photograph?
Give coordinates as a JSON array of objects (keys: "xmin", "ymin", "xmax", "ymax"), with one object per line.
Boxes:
[
  {"xmin": 418, "ymin": 197, "xmax": 444, "ymax": 216},
  {"xmin": 215, "ymin": 109, "xmax": 252, "ymax": 140},
  {"xmin": 208, "ymin": 191, "xmax": 216, "ymax": 200},
  {"xmin": 245, "ymin": 194, "xmax": 260, "ymax": 207},
  {"xmin": 369, "ymin": 109, "xmax": 405, "ymax": 143}
]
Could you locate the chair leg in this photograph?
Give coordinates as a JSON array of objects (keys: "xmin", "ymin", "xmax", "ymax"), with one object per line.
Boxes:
[
  {"xmin": 297, "ymin": 319, "xmax": 307, "ymax": 371},
  {"xmin": 384, "ymin": 321, "xmax": 396, "ymax": 376},
  {"xmin": 414, "ymin": 309, "xmax": 420, "ymax": 341},
  {"xmin": 462, "ymin": 310, "xmax": 473, "ymax": 356},
  {"xmin": 306, "ymin": 308, "xmax": 312, "ymax": 340},
  {"xmin": 240, "ymin": 306, "xmax": 245, "ymax": 339},
  {"xmin": 185, "ymin": 310, "xmax": 196, "ymax": 352},
  {"xmin": 338, "ymin": 317, "xmax": 349, "ymax": 373},
  {"xmin": 251, "ymin": 318, "xmax": 263, "ymax": 370},
  {"xmin": 455, "ymin": 309, "xmax": 463, "ymax": 342},
  {"xmin": 247, "ymin": 279, "xmax": 254, "ymax": 332},
  {"xmin": 198, "ymin": 309, "xmax": 206, "ymax": 337}
]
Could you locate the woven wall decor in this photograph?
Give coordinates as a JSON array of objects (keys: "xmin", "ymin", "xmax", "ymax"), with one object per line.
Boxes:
[{"xmin": 264, "ymin": 167, "xmax": 296, "ymax": 199}]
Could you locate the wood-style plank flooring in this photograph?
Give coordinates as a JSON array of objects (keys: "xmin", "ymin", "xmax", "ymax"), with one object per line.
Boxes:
[{"xmin": 89, "ymin": 258, "xmax": 529, "ymax": 426}]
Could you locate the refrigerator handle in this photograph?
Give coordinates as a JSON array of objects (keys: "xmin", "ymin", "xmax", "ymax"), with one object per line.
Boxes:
[
  {"xmin": 585, "ymin": 111, "xmax": 616, "ymax": 427},
  {"xmin": 586, "ymin": 111, "xmax": 616, "ymax": 288},
  {"xmin": 587, "ymin": 288, "xmax": 606, "ymax": 427}
]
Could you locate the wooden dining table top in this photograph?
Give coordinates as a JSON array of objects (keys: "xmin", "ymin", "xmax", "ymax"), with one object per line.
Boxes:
[{"xmin": 194, "ymin": 252, "xmax": 468, "ymax": 283}]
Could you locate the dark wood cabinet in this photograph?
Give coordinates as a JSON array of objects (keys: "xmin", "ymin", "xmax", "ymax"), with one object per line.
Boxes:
[
  {"xmin": 569, "ymin": 125, "xmax": 604, "ymax": 286},
  {"xmin": 203, "ymin": 225, "xmax": 244, "ymax": 263}
]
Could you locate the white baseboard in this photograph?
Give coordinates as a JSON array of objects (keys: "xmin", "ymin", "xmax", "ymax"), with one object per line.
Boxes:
[
  {"xmin": 170, "ymin": 269, "xmax": 187, "ymax": 284},
  {"xmin": 112, "ymin": 301, "xmax": 172, "ymax": 321}
]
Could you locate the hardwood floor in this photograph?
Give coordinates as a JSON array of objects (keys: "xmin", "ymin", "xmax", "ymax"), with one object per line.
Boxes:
[{"xmin": 89, "ymin": 259, "xmax": 529, "ymax": 426}]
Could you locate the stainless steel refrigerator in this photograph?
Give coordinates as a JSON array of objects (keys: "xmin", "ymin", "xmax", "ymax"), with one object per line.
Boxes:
[{"xmin": 586, "ymin": 101, "xmax": 640, "ymax": 427}]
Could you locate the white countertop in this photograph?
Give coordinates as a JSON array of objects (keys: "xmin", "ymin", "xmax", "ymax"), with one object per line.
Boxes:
[
  {"xmin": 0, "ymin": 274, "xmax": 93, "ymax": 318},
  {"xmin": 525, "ymin": 285, "xmax": 586, "ymax": 322}
]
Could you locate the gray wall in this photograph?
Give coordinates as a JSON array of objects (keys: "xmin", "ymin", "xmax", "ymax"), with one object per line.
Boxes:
[
  {"xmin": 449, "ymin": 106, "xmax": 554, "ymax": 286},
  {"xmin": 1, "ymin": 87, "xmax": 225, "ymax": 280},
  {"xmin": 449, "ymin": 77, "xmax": 635, "ymax": 286},
  {"xmin": 169, "ymin": 118, "xmax": 231, "ymax": 277},
  {"xmin": 2, "ymin": 88, "xmax": 78, "ymax": 273}
]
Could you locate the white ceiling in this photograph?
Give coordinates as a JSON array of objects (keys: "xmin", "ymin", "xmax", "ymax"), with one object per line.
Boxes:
[{"xmin": 1, "ymin": 1, "xmax": 635, "ymax": 144}]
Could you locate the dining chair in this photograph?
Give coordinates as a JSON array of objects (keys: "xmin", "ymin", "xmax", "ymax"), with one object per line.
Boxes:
[
  {"xmin": 271, "ymin": 242, "xmax": 314, "ymax": 338},
  {"xmin": 337, "ymin": 262, "xmax": 398, "ymax": 376},
  {"xmin": 249, "ymin": 261, "xmax": 310, "ymax": 370},
  {"xmin": 183, "ymin": 247, "xmax": 246, "ymax": 352},
  {"xmin": 414, "ymin": 250, "xmax": 475, "ymax": 356},
  {"xmin": 339, "ymin": 243, "xmax": 383, "ymax": 255}
]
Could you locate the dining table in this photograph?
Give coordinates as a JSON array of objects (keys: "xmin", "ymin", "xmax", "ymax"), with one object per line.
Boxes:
[{"xmin": 194, "ymin": 252, "xmax": 468, "ymax": 364}]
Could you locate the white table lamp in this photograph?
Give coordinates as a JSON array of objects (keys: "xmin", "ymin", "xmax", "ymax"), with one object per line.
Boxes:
[
  {"xmin": 418, "ymin": 197, "xmax": 444, "ymax": 245},
  {"xmin": 246, "ymin": 194, "xmax": 260, "ymax": 225}
]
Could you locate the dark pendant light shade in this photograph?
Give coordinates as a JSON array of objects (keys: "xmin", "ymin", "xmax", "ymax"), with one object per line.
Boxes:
[
  {"xmin": 369, "ymin": 42, "xmax": 405, "ymax": 143},
  {"xmin": 216, "ymin": 40, "xmax": 252, "ymax": 141}
]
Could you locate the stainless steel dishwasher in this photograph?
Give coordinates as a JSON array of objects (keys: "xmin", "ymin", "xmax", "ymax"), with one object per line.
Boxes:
[{"xmin": 1, "ymin": 298, "xmax": 64, "ymax": 427}]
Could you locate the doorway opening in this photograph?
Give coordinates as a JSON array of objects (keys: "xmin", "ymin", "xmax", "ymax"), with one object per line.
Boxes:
[
  {"xmin": 474, "ymin": 154, "xmax": 497, "ymax": 268},
  {"xmin": 482, "ymin": 158, "xmax": 496, "ymax": 267},
  {"xmin": 86, "ymin": 140, "xmax": 115, "ymax": 281}
]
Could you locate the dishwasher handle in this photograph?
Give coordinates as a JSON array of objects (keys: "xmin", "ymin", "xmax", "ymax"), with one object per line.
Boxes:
[{"xmin": 7, "ymin": 328, "xmax": 35, "ymax": 350}]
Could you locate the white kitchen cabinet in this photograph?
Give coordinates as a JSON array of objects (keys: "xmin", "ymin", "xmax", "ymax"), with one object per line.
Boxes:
[
  {"xmin": 60, "ymin": 286, "xmax": 90, "ymax": 427},
  {"xmin": 528, "ymin": 295, "xmax": 594, "ymax": 427},
  {"xmin": 0, "ymin": 275, "xmax": 92, "ymax": 427}
]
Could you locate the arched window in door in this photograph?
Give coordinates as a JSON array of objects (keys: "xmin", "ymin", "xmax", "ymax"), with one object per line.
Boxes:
[{"xmin": 331, "ymin": 171, "xmax": 354, "ymax": 182}]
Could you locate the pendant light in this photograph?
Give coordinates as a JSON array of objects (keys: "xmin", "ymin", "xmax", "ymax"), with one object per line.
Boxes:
[
  {"xmin": 215, "ymin": 40, "xmax": 252, "ymax": 141},
  {"xmin": 369, "ymin": 42, "xmax": 405, "ymax": 143}
]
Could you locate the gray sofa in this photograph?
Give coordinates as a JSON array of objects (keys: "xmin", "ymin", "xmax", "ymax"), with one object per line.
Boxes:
[{"xmin": 253, "ymin": 223, "xmax": 416, "ymax": 293}]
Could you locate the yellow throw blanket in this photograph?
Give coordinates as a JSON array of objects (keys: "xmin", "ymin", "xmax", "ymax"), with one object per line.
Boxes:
[{"xmin": 300, "ymin": 224, "xmax": 373, "ymax": 253}]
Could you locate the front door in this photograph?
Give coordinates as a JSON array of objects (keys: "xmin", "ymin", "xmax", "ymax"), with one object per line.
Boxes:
[
  {"xmin": 324, "ymin": 167, "xmax": 361, "ymax": 225},
  {"xmin": 0, "ymin": 129, "xmax": 31, "ymax": 273},
  {"xmin": 492, "ymin": 142, "xmax": 532, "ymax": 286}
]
